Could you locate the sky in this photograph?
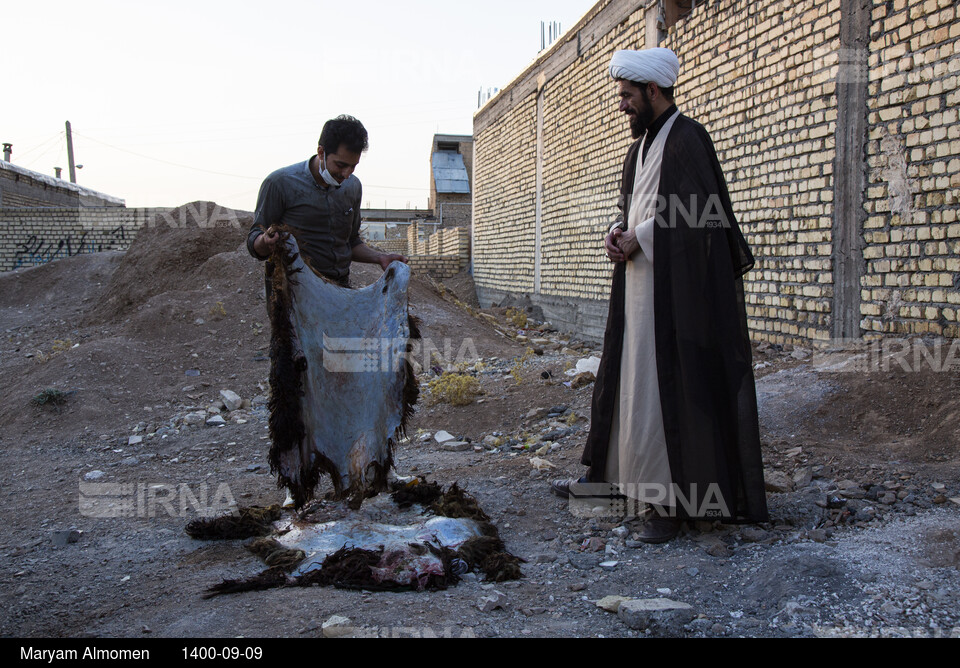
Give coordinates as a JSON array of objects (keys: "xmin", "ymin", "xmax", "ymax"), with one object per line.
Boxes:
[{"xmin": 5, "ymin": 0, "xmax": 595, "ymax": 211}]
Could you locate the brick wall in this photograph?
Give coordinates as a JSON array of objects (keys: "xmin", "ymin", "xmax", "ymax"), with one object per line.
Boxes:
[
  {"xmin": 0, "ymin": 161, "xmax": 124, "ymax": 208},
  {"xmin": 0, "ymin": 207, "xmax": 170, "ymax": 272},
  {"xmin": 473, "ymin": 0, "xmax": 960, "ymax": 343},
  {"xmin": 860, "ymin": 0, "xmax": 960, "ymax": 338}
]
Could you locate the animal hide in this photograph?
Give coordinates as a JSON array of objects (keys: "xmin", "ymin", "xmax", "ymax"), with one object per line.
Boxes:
[{"xmin": 267, "ymin": 232, "xmax": 419, "ymax": 508}]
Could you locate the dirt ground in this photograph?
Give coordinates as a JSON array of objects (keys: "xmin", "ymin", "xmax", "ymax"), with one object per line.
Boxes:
[{"xmin": 1, "ymin": 205, "xmax": 958, "ymax": 638}]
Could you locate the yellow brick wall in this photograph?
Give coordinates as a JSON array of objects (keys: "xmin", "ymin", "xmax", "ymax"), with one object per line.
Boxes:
[
  {"xmin": 474, "ymin": 0, "xmax": 959, "ymax": 343},
  {"xmin": 473, "ymin": 94, "xmax": 538, "ymax": 295},
  {"xmin": 861, "ymin": 0, "xmax": 960, "ymax": 338},
  {"xmin": 665, "ymin": 0, "xmax": 842, "ymax": 343}
]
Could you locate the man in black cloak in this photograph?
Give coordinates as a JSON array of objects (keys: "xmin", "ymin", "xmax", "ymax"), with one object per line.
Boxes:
[{"xmin": 552, "ymin": 48, "xmax": 768, "ymax": 543}]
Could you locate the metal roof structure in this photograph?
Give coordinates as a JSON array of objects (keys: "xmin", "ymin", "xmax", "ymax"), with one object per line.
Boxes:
[{"xmin": 431, "ymin": 151, "xmax": 471, "ymax": 194}]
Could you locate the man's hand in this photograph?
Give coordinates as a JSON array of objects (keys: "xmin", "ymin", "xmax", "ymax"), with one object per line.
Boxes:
[
  {"xmin": 253, "ymin": 226, "xmax": 280, "ymax": 258},
  {"xmin": 617, "ymin": 228, "xmax": 640, "ymax": 260},
  {"xmin": 606, "ymin": 229, "xmax": 625, "ymax": 263},
  {"xmin": 378, "ymin": 253, "xmax": 408, "ymax": 271}
]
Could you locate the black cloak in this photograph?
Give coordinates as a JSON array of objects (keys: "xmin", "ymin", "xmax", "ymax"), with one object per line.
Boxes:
[{"xmin": 581, "ymin": 112, "xmax": 769, "ymax": 523}]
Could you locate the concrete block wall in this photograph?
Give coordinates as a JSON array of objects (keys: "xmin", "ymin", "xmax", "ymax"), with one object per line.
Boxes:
[{"xmin": 0, "ymin": 207, "xmax": 170, "ymax": 272}]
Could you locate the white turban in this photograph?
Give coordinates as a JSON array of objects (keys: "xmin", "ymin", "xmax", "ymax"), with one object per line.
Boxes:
[{"xmin": 609, "ymin": 48, "xmax": 680, "ymax": 88}]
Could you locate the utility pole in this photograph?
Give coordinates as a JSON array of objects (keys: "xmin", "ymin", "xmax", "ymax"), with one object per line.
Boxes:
[{"xmin": 65, "ymin": 120, "xmax": 77, "ymax": 183}]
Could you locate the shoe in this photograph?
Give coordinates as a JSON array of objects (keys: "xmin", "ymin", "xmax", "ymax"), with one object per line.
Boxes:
[
  {"xmin": 550, "ymin": 476, "xmax": 588, "ymax": 499},
  {"xmin": 282, "ymin": 489, "xmax": 295, "ymax": 509},
  {"xmin": 550, "ymin": 477, "xmax": 626, "ymax": 501},
  {"xmin": 637, "ymin": 516, "xmax": 682, "ymax": 544}
]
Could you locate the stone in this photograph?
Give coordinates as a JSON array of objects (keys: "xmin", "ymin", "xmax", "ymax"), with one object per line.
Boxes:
[
  {"xmin": 84, "ymin": 470, "xmax": 105, "ymax": 481},
  {"xmin": 477, "ymin": 590, "xmax": 508, "ymax": 612},
  {"xmin": 51, "ymin": 530, "xmax": 83, "ymax": 547},
  {"xmin": 482, "ymin": 434, "xmax": 501, "ymax": 448},
  {"xmin": 598, "ymin": 561, "xmax": 619, "ymax": 571},
  {"xmin": 128, "ymin": 435, "xmax": 143, "ymax": 446},
  {"xmin": 205, "ymin": 415, "xmax": 227, "ymax": 427},
  {"xmin": 321, "ymin": 615, "xmax": 354, "ymax": 638},
  {"xmin": 219, "ymin": 389, "xmax": 243, "ymax": 411},
  {"xmin": 764, "ymin": 470, "xmax": 795, "ymax": 493},
  {"xmin": 581, "ymin": 537, "xmax": 605, "ymax": 552},
  {"xmin": 706, "ymin": 542, "xmax": 732, "ymax": 558},
  {"xmin": 740, "ymin": 527, "xmax": 773, "ymax": 543},
  {"xmin": 525, "ymin": 407, "xmax": 549, "ymax": 420},
  {"xmin": 617, "ymin": 598, "xmax": 696, "ymax": 635},
  {"xmin": 182, "ymin": 411, "xmax": 207, "ymax": 427},
  {"xmin": 441, "ymin": 441, "xmax": 470, "ymax": 452},
  {"xmin": 596, "ymin": 595, "xmax": 631, "ymax": 613},
  {"xmin": 568, "ymin": 554, "xmax": 602, "ymax": 570},
  {"xmin": 793, "ymin": 467, "xmax": 813, "ymax": 488},
  {"xmin": 433, "ymin": 430, "xmax": 455, "ymax": 444}
]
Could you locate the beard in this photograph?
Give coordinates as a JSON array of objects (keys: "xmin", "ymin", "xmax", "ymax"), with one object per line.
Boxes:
[{"xmin": 628, "ymin": 87, "xmax": 654, "ymax": 139}]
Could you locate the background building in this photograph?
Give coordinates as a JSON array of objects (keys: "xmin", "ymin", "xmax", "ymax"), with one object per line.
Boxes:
[{"xmin": 472, "ymin": 0, "xmax": 960, "ymax": 343}]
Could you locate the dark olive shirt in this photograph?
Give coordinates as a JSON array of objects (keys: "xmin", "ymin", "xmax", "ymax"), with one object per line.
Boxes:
[{"xmin": 247, "ymin": 157, "xmax": 362, "ymax": 281}]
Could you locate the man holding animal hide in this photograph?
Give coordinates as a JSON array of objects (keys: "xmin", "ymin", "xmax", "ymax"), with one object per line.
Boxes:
[
  {"xmin": 247, "ymin": 115, "xmax": 406, "ymax": 281},
  {"xmin": 247, "ymin": 116, "xmax": 416, "ymax": 509}
]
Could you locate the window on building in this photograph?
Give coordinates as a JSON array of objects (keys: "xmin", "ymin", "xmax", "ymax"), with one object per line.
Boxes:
[{"xmin": 436, "ymin": 141, "xmax": 460, "ymax": 153}]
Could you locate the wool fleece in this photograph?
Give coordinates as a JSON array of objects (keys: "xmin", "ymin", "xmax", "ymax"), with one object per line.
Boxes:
[{"xmin": 267, "ymin": 232, "xmax": 419, "ymax": 508}]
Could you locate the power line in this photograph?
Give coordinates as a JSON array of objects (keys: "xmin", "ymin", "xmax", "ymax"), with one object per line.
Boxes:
[{"xmin": 72, "ymin": 130, "xmax": 261, "ymax": 180}]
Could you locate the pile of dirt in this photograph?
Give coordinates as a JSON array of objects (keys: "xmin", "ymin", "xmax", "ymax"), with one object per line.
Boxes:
[{"xmin": 87, "ymin": 202, "xmax": 252, "ymax": 324}]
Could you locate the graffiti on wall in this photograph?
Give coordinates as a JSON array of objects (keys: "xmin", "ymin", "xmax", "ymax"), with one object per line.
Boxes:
[{"xmin": 12, "ymin": 225, "xmax": 128, "ymax": 269}]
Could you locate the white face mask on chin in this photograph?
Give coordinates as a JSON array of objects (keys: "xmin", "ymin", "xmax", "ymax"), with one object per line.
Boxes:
[{"xmin": 320, "ymin": 155, "xmax": 341, "ymax": 188}]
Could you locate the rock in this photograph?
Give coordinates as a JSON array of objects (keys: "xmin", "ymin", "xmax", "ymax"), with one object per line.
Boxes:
[
  {"xmin": 84, "ymin": 470, "xmax": 106, "ymax": 481},
  {"xmin": 617, "ymin": 598, "xmax": 696, "ymax": 635},
  {"xmin": 764, "ymin": 470, "xmax": 794, "ymax": 493},
  {"xmin": 581, "ymin": 537, "xmax": 606, "ymax": 552},
  {"xmin": 477, "ymin": 590, "xmax": 509, "ymax": 612},
  {"xmin": 533, "ymin": 552, "xmax": 558, "ymax": 564},
  {"xmin": 51, "ymin": 530, "xmax": 83, "ymax": 547},
  {"xmin": 793, "ymin": 467, "xmax": 813, "ymax": 488},
  {"xmin": 205, "ymin": 415, "xmax": 227, "ymax": 427},
  {"xmin": 441, "ymin": 441, "xmax": 470, "ymax": 452},
  {"xmin": 482, "ymin": 435, "xmax": 501, "ymax": 448},
  {"xmin": 599, "ymin": 561, "xmax": 619, "ymax": 571},
  {"xmin": 321, "ymin": 615, "xmax": 353, "ymax": 638},
  {"xmin": 706, "ymin": 542, "xmax": 732, "ymax": 558},
  {"xmin": 570, "ymin": 372, "xmax": 595, "ymax": 388},
  {"xmin": 433, "ymin": 430, "xmax": 455, "ymax": 444},
  {"xmin": 182, "ymin": 411, "xmax": 207, "ymax": 427},
  {"xmin": 807, "ymin": 529, "xmax": 828, "ymax": 543},
  {"xmin": 530, "ymin": 457, "xmax": 556, "ymax": 471},
  {"xmin": 879, "ymin": 492, "xmax": 898, "ymax": 505},
  {"xmin": 251, "ymin": 394, "xmax": 269, "ymax": 407},
  {"xmin": 128, "ymin": 435, "xmax": 143, "ymax": 446},
  {"xmin": 525, "ymin": 407, "xmax": 549, "ymax": 420},
  {"xmin": 568, "ymin": 554, "xmax": 602, "ymax": 570},
  {"xmin": 219, "ymin": 389, "xmax": 243, "ymax": 411},
  {"xmin": 740, "ymin": 527, "xmax": 773, "ymax": 543},
  {"xmin": 596, "ymin": 595, "xmax": 631, "ymax": 613}
]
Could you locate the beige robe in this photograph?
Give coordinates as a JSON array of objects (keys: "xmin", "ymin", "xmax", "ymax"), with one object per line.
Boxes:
[{"xmin": 604, "ymin": 112, "xmax": 679, "ymax": 505}]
